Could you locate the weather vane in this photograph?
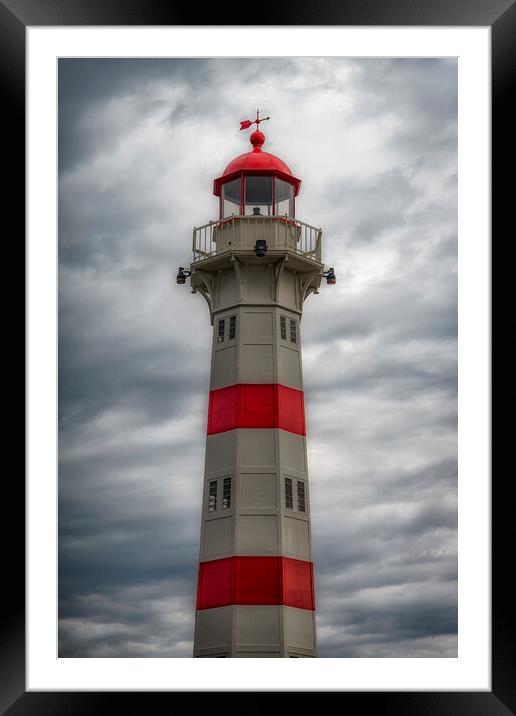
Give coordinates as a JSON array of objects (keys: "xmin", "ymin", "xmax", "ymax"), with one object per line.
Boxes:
[{"xmin": 239, "ymin": 109, "xmax": 270, "ymax": 132}]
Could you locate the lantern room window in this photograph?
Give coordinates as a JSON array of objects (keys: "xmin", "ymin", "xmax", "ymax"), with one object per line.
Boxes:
[
  {"xmin": 219, "ymin": 175, "xmax": 296, "ymax": 219},
  {"xmin": 222, "ymin": 178, "xmax": 241, "ymax": 218},
  {"xmin": 245, "ymin": 176, "xmax": 273, "ymax": 216},
  {"xmin": 275, "ymin": 178, "xmax": 294, "ymax": 217}
]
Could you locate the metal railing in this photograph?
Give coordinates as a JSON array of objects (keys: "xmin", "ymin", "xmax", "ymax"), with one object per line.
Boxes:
[{"xmin": 192, "ymin": 215, "xmax": 322, "ymax": 263}]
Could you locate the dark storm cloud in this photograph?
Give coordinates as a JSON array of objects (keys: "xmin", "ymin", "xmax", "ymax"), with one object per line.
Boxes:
[
  {"xmin": 58, "ymin": 57, "xmax": 457, "ymax": 657},
  {"xmin": 58, "ymin": 59, "xmax": 212, "ymax": 173},
  {"xmin": 59, "ymin": 578, "xmax": 197, "ymax": 657},
  {"xmin": 311, "ymin": 458, "xmax": 457, "ymax": 657},
  {"xmin": 59, "ymin": 325, "xmax": 209, "ymax": 427}
]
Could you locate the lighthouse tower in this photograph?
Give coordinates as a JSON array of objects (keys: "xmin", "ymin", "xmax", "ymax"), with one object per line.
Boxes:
[{"xmin": 177, "ymin": 113, "xmax": 335, "ymax": 658}]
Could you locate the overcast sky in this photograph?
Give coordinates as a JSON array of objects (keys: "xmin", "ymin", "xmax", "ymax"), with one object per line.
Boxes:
[{"xmin": 58, "ymin": 57, "xmax": 458, "ymax": 658}]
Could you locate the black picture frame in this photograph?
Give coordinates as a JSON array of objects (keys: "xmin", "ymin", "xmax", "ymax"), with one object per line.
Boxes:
[{"xmin": 9, "ymin": 0, "xmax": 509, "ymax": 712}]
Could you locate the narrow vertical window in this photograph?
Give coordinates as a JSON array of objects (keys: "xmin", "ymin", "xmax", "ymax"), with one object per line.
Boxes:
[
  {"xmin": 280, "ymin": 315, "xmax": 287, "ymax": 340},
  {"xmin": 222, "ymin": 477, "xmax": 232, "ymax": 510},
  {"xmin": 289, "ymin": 319, "xmax": 297, "ymax": 343},
  {"xmin": 217, "ymin": 319, "xmax": 225, "ymax": 343},
  {"xmin": 297, "ymin": 480, "xmax": 306, "ymax": 512},
  {"xmin": 208, "ymin": 480, "xmax": 217, "ymax": 512},
  {"xmin": 285, "ymin": 477, "xmax": 293, "ymax": 509},
  {"xmin": 229, "ymin": 315, "xmax": 236, "ymax": 340}
]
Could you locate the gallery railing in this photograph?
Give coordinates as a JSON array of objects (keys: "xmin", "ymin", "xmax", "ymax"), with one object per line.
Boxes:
[{"xmin": 192, "ymin": 215, "xmax": 322, "ymax": 263}]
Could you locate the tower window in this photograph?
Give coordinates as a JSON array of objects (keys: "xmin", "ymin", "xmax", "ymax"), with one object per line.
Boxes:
[
  {"xmin": 229, "ymin": 315, "xmax": 236, "ymax": 340},
  {"xmin": 217, "ymin": 319, "xmax": 225, "ymax": 343},
  {"xmin": 208, "ymin": 481, "xmax": 217, "ymax": 512},
  {"xmin": 280, "ymin": 316, "xmax": 287, "ymax": 340},
  {"xmin": 289, "ymin": 319, "xmax": 297, "ymax": 343},
  {"xmin": 285, "ymin": 477, "xmax": 293, "ymax": 509},
  {"xmin": 297, "ymin": 481, "xmax": 306, "ymax": 512},
  {"xmin": 222, "ymin": 477, "xmax": 232, "ymax": 510}
]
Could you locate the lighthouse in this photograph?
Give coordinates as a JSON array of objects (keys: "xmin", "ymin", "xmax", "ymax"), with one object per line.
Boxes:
[{"xmin": 177, "ymin": 112, "xmax": 335, "ymax": 658}]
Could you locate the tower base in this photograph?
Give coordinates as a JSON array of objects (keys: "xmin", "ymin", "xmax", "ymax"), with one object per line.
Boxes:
[{"xmin": 194, "ymin": 605, "xmax": 317, "ymax": 658}]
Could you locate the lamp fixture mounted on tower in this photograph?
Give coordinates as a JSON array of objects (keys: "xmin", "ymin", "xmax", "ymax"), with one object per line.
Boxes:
[
  {"xmin": 254, "ymin": 239, "xmax": 267, "ymax": 257},
  {"xmin": 322, "ymin": 267, "xmax": 336, "ymax": 285},
  {"xmin": 176, "ymin": 266, "xmax": 192, "ymax": 284}
]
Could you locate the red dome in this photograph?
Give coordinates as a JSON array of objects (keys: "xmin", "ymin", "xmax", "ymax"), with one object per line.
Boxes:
[
  {"xmin": 214, "ymin": 130, "xmax": 301, "ymax": 197},
  {"xmin": 222, "ymin": 149, "xmax": 294, "ymax": 178}
]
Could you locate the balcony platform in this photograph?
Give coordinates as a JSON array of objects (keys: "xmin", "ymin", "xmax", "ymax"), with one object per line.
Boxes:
[{"xmin": 190, "ymin": 248, "xmax": 323, "ymax": 275}]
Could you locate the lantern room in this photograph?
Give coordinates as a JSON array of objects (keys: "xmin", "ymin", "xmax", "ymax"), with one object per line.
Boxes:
[
  {"xmin": 188, "ymin": 113, "xmax": 325, "ymax": 266},
  {"xmin": 213, "ymin": 128, "xmax": 301, "ymax": 220}
]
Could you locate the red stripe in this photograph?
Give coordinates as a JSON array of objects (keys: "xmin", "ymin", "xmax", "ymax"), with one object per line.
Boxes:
[
  {"xmin": 196, "ymin": 556, "xmax": 315, "ymax": 611},
  {"xmin": 207, "ymin": 384, "xmax": 306, "ymax": 436}
]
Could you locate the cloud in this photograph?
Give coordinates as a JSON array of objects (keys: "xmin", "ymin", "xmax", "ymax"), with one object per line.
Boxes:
[
  {"xmin": 58, "ymin": 57, "xmax": 457, "ymax": 658},
  {"xmin": 59, "ymin": 582, "xmax": 196, "ymax": 657}
]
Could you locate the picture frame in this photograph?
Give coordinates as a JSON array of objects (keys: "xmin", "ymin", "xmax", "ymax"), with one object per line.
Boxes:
[{"xmin": 9, "ymin": 0, "xmax": 509, "ymax": 710}]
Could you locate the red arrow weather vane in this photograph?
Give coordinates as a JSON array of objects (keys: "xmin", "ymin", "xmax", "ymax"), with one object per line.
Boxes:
[{"xmin": 240, "ymin": 109, "xmax": 270, "ymax": 131}]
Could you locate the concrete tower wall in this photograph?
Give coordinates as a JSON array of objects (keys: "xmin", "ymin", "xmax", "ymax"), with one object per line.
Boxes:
[{"xmin": 193, "ymin": 259, "xmax": 319, "ymax": 658}]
